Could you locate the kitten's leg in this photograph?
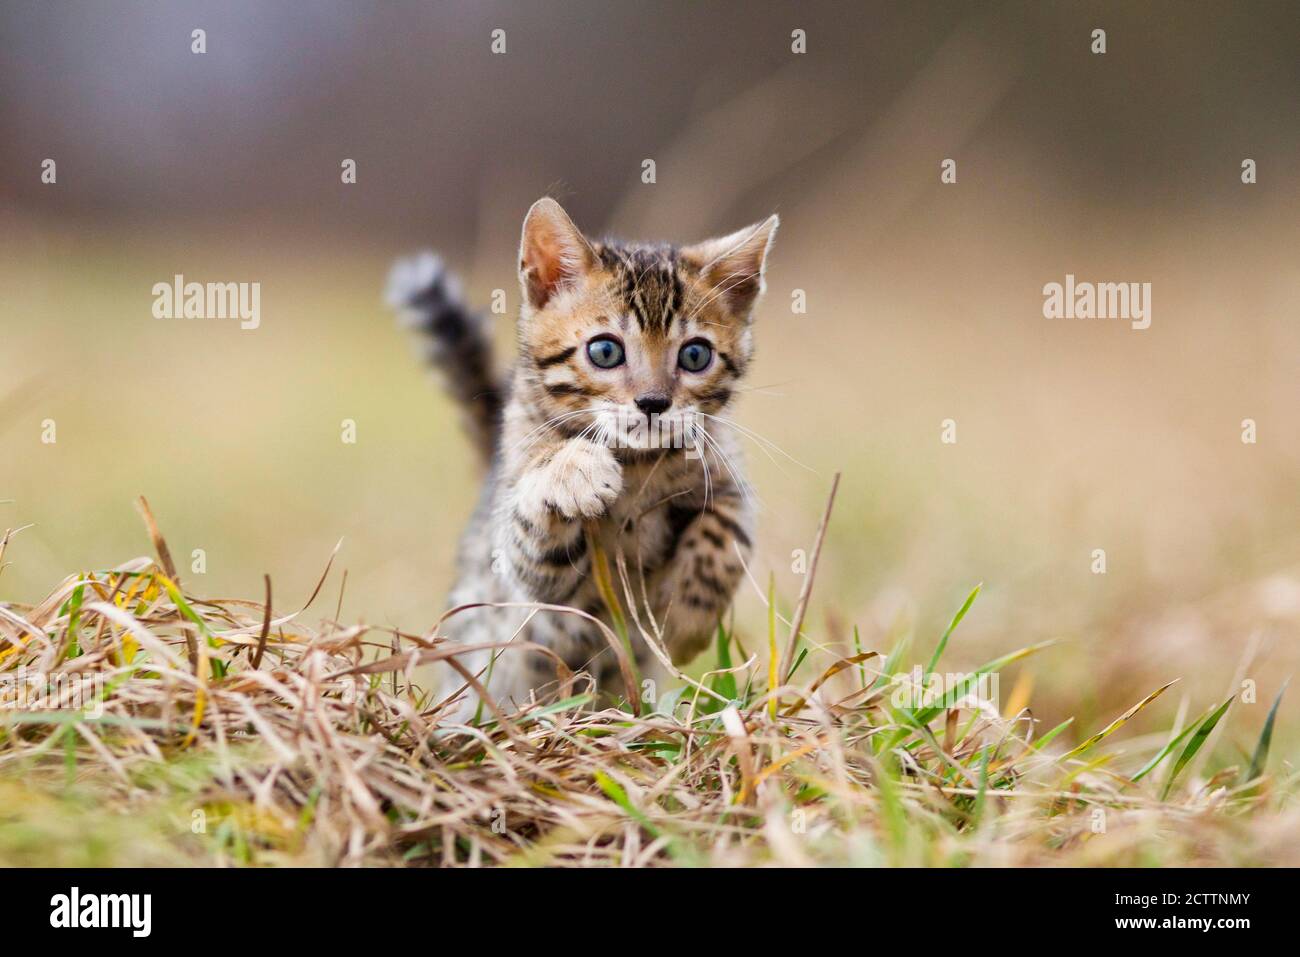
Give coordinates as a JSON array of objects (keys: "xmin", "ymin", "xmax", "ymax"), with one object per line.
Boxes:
[
  {"xmin": 655, "ymin": 498, "xmax": 753, "ymax": 666},
  {"xmin": 499, "ymin": 435, "xmax": 623, "ymax": 606},
  {"xmin": 463, "ymin": 435, "xmax": 624, "ymax": 709},
  {"xmin": 438, "ymin": 604, "xmax": 596, "ymax": 720}
]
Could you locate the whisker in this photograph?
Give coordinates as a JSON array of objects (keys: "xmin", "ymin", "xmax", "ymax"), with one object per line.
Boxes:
[
  {"xmin": 696, "ymin": 412, "xmax": 816, "ymax": 475},
  {"xmin": 505, "ymin": 406, "xmax": 603, "ymax": 459},
  {"xmin": 509, "ymin": 408, "xmax": 592, "ymax": 452},
  {"xmin": 685, "ymin": 420, "xmax": 713, "ymax": 509},
  {"xmin": 694, "ymin": 423, "xmax": 756, "ymax": 510}
]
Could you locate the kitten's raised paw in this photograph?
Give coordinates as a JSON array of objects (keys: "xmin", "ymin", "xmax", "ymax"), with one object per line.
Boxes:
[{"xmin": 517, "ymin": 439, "xmax": 623, "ymax": 521}]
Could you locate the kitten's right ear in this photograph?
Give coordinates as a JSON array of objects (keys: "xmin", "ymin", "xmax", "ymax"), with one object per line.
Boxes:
[{"xmin": 518, "ymin": 198, "xmax": 597, "ymax": 311}]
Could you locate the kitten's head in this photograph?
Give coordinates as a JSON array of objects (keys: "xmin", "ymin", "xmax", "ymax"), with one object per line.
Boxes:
[{"xmin": 516, "ymin": 197, "xmax": 777, "ymax": 451}]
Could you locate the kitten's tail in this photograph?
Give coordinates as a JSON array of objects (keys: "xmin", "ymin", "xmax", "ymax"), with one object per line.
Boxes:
[{"xmin": 386, "ymin": 252, "xmax": 501, "ymax": 464}]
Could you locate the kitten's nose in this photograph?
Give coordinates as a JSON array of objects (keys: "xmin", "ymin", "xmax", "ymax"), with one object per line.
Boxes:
[{"xmin": 635, "ymin": 394, "xmax": 671, "ymax": 417}]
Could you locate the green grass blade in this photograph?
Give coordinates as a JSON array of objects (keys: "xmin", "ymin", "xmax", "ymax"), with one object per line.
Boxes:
[
  {"xmin": 711, "ymin": 621, "xmax": 737, "ymax": 701},
  {"xmin": 65, "ymin": 580, "xmax": 86, "ymax": 660},
  {"xmin": 785, "ymin": 647, "xmax": 809, "ymax": 684},
  {"xmin": 592, "ymin": 770, "xmax": 655, "ymax": 836},
  {"xmin": 592, "ymin": 770, "xmax": 692, "ymax": 863},
  {"xmin": 852, "ymin": 625, "xmax": 868, "ymax": 689},
  {"xmin": 1031, "ymin": 717, "xmax": 1075, "ymax": 752},
  {"xmin": 925, "ymin": 583, "xmax": 981, "ymax": 675},
  {"xmin": 871, "ymin": 618, "xmax": 912, "ymax": 692},
  {"xmin": 519, "ymin": 694, "xmax": 593, "ymax": 722},
  {"xmin": 1247, "ymin": 679, "xmax": 1288, "ymax": 785},
  {"xmin": 1131, "ymin": 703, "xmax": 1214, "ymax": 782},
  {"xmin": 1160, "ymin": 695, "xmax": 1234, "ymax": 800}
]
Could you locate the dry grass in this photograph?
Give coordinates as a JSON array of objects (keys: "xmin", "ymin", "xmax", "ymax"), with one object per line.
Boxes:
[{"xmin": 0, "ymin": 496, "xmax": 1296, "ymax": 868}]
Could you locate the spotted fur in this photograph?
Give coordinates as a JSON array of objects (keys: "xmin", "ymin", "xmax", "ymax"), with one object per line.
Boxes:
[{"xmin": 394, "ymin": 198, "xmax": 777, "ymax": 718}]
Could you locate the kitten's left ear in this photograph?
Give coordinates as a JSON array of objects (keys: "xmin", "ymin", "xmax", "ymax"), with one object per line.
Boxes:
[{"xmin": 680, "ymin": 214, "xmax": 779, "ymax": 318}]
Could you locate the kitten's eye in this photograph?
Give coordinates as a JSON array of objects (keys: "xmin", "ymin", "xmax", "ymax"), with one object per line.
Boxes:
[
  {"xmin": 678, "ymin": 340, "xmax": 713, "ymax": 372},
  {"xmin": 586, "ymin": 336, "xmax": 625, "ymax": 369}
]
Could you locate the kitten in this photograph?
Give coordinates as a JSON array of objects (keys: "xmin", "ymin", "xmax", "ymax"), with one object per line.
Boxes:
[{"xmin": 387, "ymin": 198, "xmax": 777, "ymax": 717}]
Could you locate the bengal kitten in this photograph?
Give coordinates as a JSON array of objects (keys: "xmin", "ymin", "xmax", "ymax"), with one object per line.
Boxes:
[{"xmin": 387, "ymin": 198, "xmax": 777, "ymax": 718}]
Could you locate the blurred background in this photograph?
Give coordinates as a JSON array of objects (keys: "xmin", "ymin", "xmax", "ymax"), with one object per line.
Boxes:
[{"xmin": 2, "ymin": 1, "xmax": 1298, "ymax": 751}]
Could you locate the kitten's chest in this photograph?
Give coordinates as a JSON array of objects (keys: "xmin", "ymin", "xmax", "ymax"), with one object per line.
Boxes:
[{"xmin": 595, "ymin": 455, "xmax": 697, "ymax": 570}]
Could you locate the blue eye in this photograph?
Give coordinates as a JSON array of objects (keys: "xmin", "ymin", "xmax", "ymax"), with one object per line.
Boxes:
[
  {"xmin": 678, "ymin": 341, "xmax": 712, "ymax": 372},
  {"xmin": 586, "ymin": 336, "xmax": 624, "ymax": 368}
]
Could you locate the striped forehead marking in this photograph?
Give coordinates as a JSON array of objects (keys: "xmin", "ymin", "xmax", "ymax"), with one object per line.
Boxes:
[{"xmin": 599, "ymin": 244, "xmax": 684, "ymax": 336}]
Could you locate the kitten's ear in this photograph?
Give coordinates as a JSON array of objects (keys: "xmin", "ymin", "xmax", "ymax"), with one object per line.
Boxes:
[
  {"xmin": 518, "ymin": 198, "xmax": 598, "ymax": 311},
  {"xmin": 680, "ymin": 214, "xmax": 779, "ymax": 318}
]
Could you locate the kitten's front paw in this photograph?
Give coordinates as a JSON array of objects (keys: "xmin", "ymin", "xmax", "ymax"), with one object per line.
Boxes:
[{"xmin": 517, "ymin": 439, "xmax": 623, "ymax": 521}]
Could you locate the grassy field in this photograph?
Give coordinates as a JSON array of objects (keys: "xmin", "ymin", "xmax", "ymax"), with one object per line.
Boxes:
[
  {"xmin": 3, "ymin": 1, "xmax": 1297, "ymax": 869},
  {"xmin": 1, "ymin": 493, "xmax": 1295, "ymax": 868}
]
